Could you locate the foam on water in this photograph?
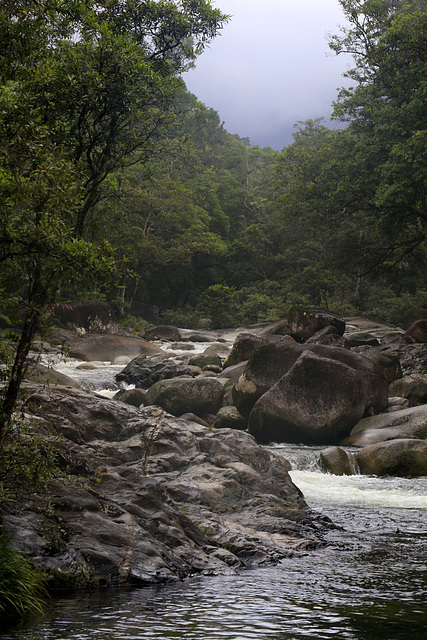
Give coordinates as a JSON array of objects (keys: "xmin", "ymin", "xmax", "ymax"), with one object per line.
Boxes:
[{"xmin": 290, "ymin": 469, "xmax": 427, "ymax": 509}]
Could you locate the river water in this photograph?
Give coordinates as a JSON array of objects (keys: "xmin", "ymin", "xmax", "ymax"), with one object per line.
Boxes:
[{"xmin": 1, "ymin": 349, "xmax": 426, "ymax": 640}]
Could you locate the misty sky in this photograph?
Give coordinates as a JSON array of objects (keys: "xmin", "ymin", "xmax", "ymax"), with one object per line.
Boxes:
[{"xmin": 183, "ymin": 0, "xmax": 353, "ymax": 150}]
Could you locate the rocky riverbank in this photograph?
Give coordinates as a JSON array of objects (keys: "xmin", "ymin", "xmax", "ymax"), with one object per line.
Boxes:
[
  {"xmin": 1, "ymin": 385, "xmax": 328, "ymax": 589},
  {"xmin": 2, "ymin": 304, "xmax": 426, "ymax": 589}
]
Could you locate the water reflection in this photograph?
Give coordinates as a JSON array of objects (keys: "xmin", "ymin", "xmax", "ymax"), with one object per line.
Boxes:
[
  {"xmin": 2, "ymin": 450, "xmax": 426, "ymax": 640},
  {"xmin": 3, "ymin": 506, "xmax": 426, "ymax": 640}
]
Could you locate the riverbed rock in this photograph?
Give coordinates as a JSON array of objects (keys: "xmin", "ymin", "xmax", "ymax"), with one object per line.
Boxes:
[
  {"xmin": 145, "ymin": 325, "xmax": 181, "ymax": 341},
  {"xmin": 214, "ymin": 406, "xmax": 248, "ymax": 431},
  {"xmin": 188, "ymin": 352, "xmax": 222, "ymax": 369},
  {"xmin": 114, "ymin": 388, "xmax": 147, "ymax": 408},
  {"xmin": 232, "ymin": 341, "xmax": 388, "ymax": 420},
  {"xmin": 355, "ymin": 439, "xmax": 427, "ymax": 477},
  {"xmin": 248, "ymin": 351, "xmax": 367, "ymax": 445},
  {"xmin": 288, "ymin": 307, "xmax": 345, "ymax": 341},
  {"xmin": 145, "ymin": 377, "xmax": 225, "ymax": 418},
  {"xmin": 389, "ymin": 374, "xmax": 427, "ymax": 406},
  {"xmin": 256, "ymin": 319, "xmax": 290, "ymax": 337},
  {"xmin": 355, "ymin": 341, "xmax": 427, "ymax": 377},
  {"xmin": 202, "ymin": 343, "xmax": 232, "ymax": 358},
  {"xmin": 2, "ymin": 386, "xmax": 325, "ymax": 588},
  {"xmin": 60, "ymin": 334, "xmax": 165, "ymax": 362},
  {"xmin": 384, "ymin": 396, "xmax": 410, "ymax": 413},
  {"xmin": 305, "ymin": 326, "xmax": 346, "ymax": 345},
  {"xmin": 223, "ymin": 333, "xmax": 266, "ymax": 368},
  {"xmin": 319, "ymin": 447, "xmax": 356, "ymax": 476},
  {"xmin": 345, "ymin": 330, "xmax": 380, "ymax": 348},
  {"xmin": 341, "ymin": 405, "xmax": 427, "ymax": 447},
  {"xmin": 370, "ymin": 351, "xmax": 402, "ymax": 383},
  {"xmin": 115, "ymin": 355, "xmax": 193, "ymax": 389}
]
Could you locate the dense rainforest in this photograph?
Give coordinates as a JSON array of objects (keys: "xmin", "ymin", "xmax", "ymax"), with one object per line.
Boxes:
[
  {"xmin": 0, "ymin": 0, "xmax": 425, "ymax": 423},
  {"xmin": 1, "ymin": 0, "xmax": 426, "ymax": 339},
  {"xmin": 0, "ymin": 0, "xmax": 426, "ymax": 623}
]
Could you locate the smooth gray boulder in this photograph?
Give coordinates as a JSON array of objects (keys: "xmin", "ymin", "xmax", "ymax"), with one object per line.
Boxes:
[
  {"xmin": 145, "ymin": 377, "xmax": 225, "ymax": 418},
  {"xmin": 319, "ymin": 447, "xmax": 356, "ymax": 475},
  {"xmin": 405, "ymin": 319, "xmax": 427, "ymax": 343},
  {"xmin": 114, "ymin": 388, "xmax": 147, "ymax": 407},
  {"xmin": 188, "ymin": 352, "xmax": 222, "ymax": 369},
  {"xmin": 341, "ymin": 405, "xmax": 427, "ymax": 447},
  {"xmin": 63, "ymin": 334, "xmax": 165, "ymax": 362},
  {"xmin": 232, "ymin": 341, "xmax": 304, "ymax": 417},
  {"xmin": 389, "ymin": 374, "xmax": 427, "ymax": 406},
  {"xmin": 248, "ymin": 351, "xmax": 366, "ymax": 445},
  {"xmin": 214, "ymin": 406, "xmax": 248, "ymax": 431},
  {"xmin": 356, "ymin": 439, "xmax": 427, "ymax": 476},
  {"xmin": 345, "ymin": 330, "xmax": 380, "ymax": 348},
  {"xmin": 223, "ymin": 333, "xmax": 267, "ymax": 368},
  {"xmin": 145, "ymin": 325, "xmax": 181, "ymax": 341}
]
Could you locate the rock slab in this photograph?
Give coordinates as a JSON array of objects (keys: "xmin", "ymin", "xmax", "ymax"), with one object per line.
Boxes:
[{"xmin": 2, "ymin": 386, "xmax": 327, "ymax": 588}]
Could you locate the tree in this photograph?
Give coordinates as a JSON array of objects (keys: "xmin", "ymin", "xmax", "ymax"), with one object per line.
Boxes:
[
  {"xmin": 0, "ymin": 0, "xmax": 228, "ymax": 440},
  {"xmin": 330, "ymin": 0, "xmax": 427, "ymax": 242}
]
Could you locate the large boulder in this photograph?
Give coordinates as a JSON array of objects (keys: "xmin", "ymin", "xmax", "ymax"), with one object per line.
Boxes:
[
  {"xmin": 288, "ymin": 307, "xmax": 345, "ymax": 341},
  {"xmin": 52, "ymin": 301, "xmax": 118, "ymax": 333},
  {"xmin": 248, "ymin": 351, "xmax": 366, "ymax": 445},
  {"xmin": 145, "ymin": 377, "xmax": 225, "ymax": 418},
  {"xmin": 232, "ymin": 341, "xmax": 304, "ymax": 417},
  {"xmin": 389, "ymin": 374, "xmax": 427, "ymax": 406},
  {"xmin": 341, "ymin": 405, "xmax": 427, "ymax": 447},
  {"xmin": 223, "ymin": 333, "xmax": 267, "ymax": 368},
  {"xmin": 305, "ymin": 326, "xmax": 348, "ymax": 348},
  {"xmin": 256, "ymin": 319, "xmax": 290, "ymax": 337},
  {"xmin": 145, "ymin": 325, "xmax": 181, "ymax": 341},
  {"xmin": 202, "ymin": 343, "xmax": 231, "ymax": 358},
  {"xmin": 114, "ymin": 388, "xmax": 147, "ymax": 407},
  {"xmin": 2, "ymin": 386, "xmax": 327, "ymax": 589},
  {"xmin": 188, "ymin": 352, "xmax": 222, "ymax": 369},
  {"xmin": 307, "ymin": 344, "xmax": 389, "ymax": 416},
  {"xmin": 62, "ymin": 334, "xmax": 165, "ymax": 362},
  {"xmin": 370, "ymin": 351, "xmax": 402, "ymax": 383},
  {"xmin": 356, "ymin": 439, "xmax": 427, "ymax": 477},
  {"xmin": 232, "ymin": 340, "xmax": 388, "ymax": 419},
  {"xmin": 115, "ymin": 355, "xmax": 193, "ymax": 389},
  {"xmin": 345, "ymin": 330, "xmax": 380, "ymax": 348}
]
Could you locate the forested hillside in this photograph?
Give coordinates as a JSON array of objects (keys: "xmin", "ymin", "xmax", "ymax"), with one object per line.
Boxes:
[
  {"xmin": 1, "ymin": 0, "xmax": 426, "ymax": 334},
  {"xmin": 68, "ymin": 0, "xmax": 427, "ymax": 328}
]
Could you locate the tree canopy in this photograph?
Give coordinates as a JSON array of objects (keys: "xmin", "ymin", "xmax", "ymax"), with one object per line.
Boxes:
[{"xmin": 0, "ymin": 0, "xmax": 228, "ymax": 436}]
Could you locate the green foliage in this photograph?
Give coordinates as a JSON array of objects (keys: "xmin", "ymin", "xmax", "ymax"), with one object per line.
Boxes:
[
  {"xmin": 0, "ymin": 0, "xmax": 228, "ymax": 435},
  {"xmin": 0, "ymin": 414, "xmax": 65, "ymax": 508},
  {"xmin": 0, "ymin": 531, "xmax": 47, "ymax": 624},
  {"xmin": 198, "ymin": 284, "xmax": 239, "ymax": 329}
]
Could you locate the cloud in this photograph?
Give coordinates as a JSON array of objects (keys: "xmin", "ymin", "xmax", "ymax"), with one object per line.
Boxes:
[{"xmin": 183, "ymin": 0, "xmax": 352, "ymax": 149}]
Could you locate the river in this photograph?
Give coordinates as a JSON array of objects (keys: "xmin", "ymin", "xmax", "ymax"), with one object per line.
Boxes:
[{"xmin": 1, "ymin": 348, "xmax": 426, "ymax": 640}]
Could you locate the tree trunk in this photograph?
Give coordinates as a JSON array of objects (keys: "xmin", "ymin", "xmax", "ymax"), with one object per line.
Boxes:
[{"xmin": 0, "ymin": 308, "xmax": 41, "ymax": 445}]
